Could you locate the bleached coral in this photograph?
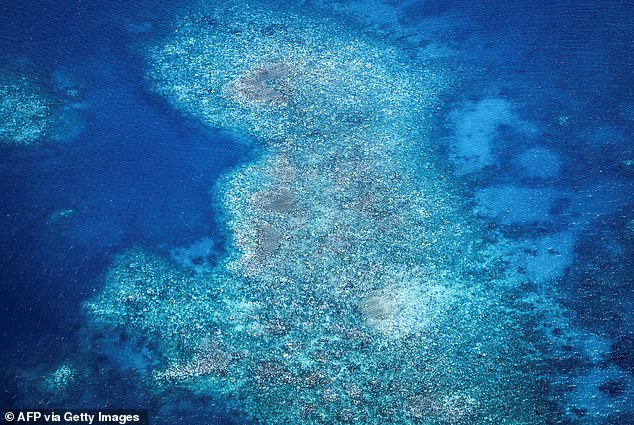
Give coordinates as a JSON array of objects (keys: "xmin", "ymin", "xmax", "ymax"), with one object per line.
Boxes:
[
  {"xmin": 84, "ymin": 1, "xmax": 557, "ymax": 423},
  {"xmin": 43, "ymin": 363, "xmax": 76, "ymax": 393},
  {"xmin": 0, "ymin": 74, "xmax": 52, "ymax": 145}
]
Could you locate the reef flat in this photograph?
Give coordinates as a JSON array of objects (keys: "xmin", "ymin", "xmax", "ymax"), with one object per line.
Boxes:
[{"xmin": 84, "ymin": 1, "xmax": 554, "ymax": 423}]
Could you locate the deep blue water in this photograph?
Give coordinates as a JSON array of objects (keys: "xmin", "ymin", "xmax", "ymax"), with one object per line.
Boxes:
[{"xmin": 1, "ymin": 0, "xmax": 633, "ymax": 423}]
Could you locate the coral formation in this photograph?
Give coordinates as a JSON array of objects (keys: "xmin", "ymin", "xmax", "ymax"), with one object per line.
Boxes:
[
  {"xmin": 84, "ymin": 0, "xmax": 557, "ymax": 423},
  {"xmin": 43, "ymin": 363, "xmax": 76, "ymax": 393},
  {"xmin": 223, "ymin": 61, "xmax": 297, "ymax": 108},
  {"xmin": 0, "ymin": 74, "xmax": 53, "ymax": 145}
]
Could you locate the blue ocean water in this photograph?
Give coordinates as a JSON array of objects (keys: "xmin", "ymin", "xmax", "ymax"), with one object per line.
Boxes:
[{"xmin": 1, "ymin": 0, "xmax": 633, "ymax": 423}]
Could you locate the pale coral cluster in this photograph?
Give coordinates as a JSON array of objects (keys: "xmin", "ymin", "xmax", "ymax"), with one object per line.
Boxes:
[
  {"xmin": 84, "ymin": 1, "xmax": 556, "ymax": 423},
  {"xmin": 0, "ymin": 75, "xmax": 52, "ymax": 145}
]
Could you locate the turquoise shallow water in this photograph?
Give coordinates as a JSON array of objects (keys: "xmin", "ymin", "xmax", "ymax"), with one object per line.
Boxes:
[{"xmin": 1, "ymin": 0, "xmax": 633, "ymax": 423}]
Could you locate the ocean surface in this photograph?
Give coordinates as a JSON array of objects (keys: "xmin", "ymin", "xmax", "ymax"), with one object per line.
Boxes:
[{"xmin": 1, "ymin": 0, "xmax": 632, "ymax": 424}]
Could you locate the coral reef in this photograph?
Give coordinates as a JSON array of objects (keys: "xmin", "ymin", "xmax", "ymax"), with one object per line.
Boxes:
[
  {"xmin": 223, "ymin": 61, "xmax": 297, "ymax": 108},
  {"xmin": 0, "ymin": 74, "xmax": 53, "ymax": 145},
  {"xmin": 84, "ymin": 1, "xmax": 557, "ymax": 423},
  {"xmin": 43, "ymin": 363, "xmax": 76, "ymax": 393}
]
